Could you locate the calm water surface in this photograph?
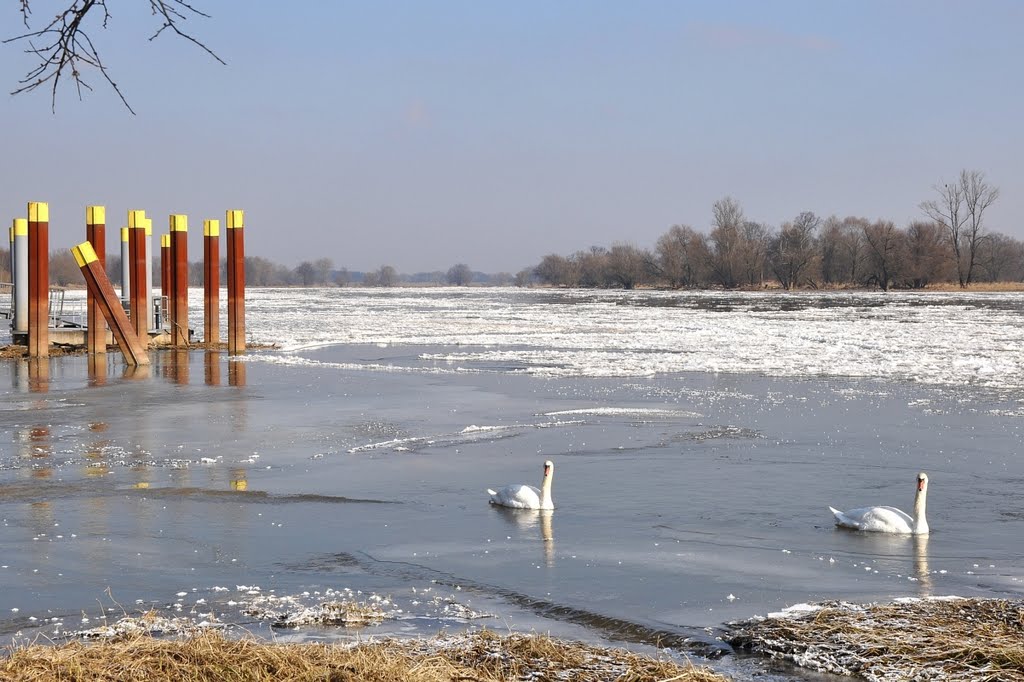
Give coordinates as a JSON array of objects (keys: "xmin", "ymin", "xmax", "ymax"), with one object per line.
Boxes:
[{"xmin": 0, "ymin": 289, "xmax": 1022, "ymax": 680}]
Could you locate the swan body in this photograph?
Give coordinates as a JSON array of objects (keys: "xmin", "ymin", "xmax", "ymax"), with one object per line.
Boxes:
[
  {"xmin": 830, "ymin": 472, "xmax": 929, "ymax": 535},
  {"xmin": 488, "ymin": 460, "xmax": 554, "ymax": 510}
]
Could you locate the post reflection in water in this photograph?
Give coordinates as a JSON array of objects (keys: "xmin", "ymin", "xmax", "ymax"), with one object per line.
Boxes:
[
  {"xmin": 205, "ymin": 351, "xmax": 221, "ymax": 386},
  {"xmin": 87, "ymin": 352, "xmax": 107, "ymax": 386},
  {"xmin": 230, "ymin": 467, "xmax": 248, "ymax": 491},
  {"xmin": 20, "ymin": 425, "xmax": 53, "ymax": 479},
  {"xmin": 122, "ymin": 363, "xmax": 151, "ymax": 381},
  {"xmin": 27, "ymin": 358, "xmax": 49, "ymax": 393},
  {"xmin": 84, "ymin": 422, "xmax": 111, "ymax": 479},
  {"xmin": 228, "ymin": 359, "xmax": 246, "ymax": 387}
]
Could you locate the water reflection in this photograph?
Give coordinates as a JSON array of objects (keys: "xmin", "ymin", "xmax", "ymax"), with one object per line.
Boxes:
[
  {"xmin": 914, "ymin": 534, "xmax": 931, "ymax": 595},
  {"xmin": 228, "ymin": 359, "xmax": 246, "ymax": 387},
  {"xmin": 87, "ymin": 353, "xmax": 107, "ymax": 386},
  {"xmin": 27, "ymin": 359, "xmax": 49, "ymax": 393},
  {"xmin": 493, "ymin": 507, "xmax": 555, "ymax": 567},
  {"xmin": 205, "ymin": 351, "xmax": 221, "ymax": 386},
  {"xmin": 122, "ymin": 364, "xmax": 151, "ymax": 380}
]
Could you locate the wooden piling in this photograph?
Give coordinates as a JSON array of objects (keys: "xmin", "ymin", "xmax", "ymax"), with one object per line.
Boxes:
[
  {"xmin": 226, "ymin": 209, "xmax": 245, "ymax": 355},
  {"xmin": 203, "ymin": 219, "xmax": 220, "ymax": 347},
  {"xmin": 86, "ymin": 206, "xmax": 107, "ymax": 354},
  {"xmin": 170, "ymin": 214, "xmax": 189, "ymax": 346},
  {"xmin": 128, "ymin": 210, "xmax": 148, "ymax": 341},
  {"xmin": 71, "ymin": 241, "xmax": 150, "ymax": 366},
  {"xmin": 27, "ymin": 202, "xmax": 49, "ymax": 358},
  {"xmin": 120, "ymin": 227, "xmax": 130, "ymax": 303}
]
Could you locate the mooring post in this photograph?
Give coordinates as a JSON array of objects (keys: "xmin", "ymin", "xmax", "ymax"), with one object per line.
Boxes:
[
  {"xmin": 27, "ymin": 202, "xmax": 49, "ymax": 358},
  {"xmin": 86, "ymin": 206, "xmax": 107, "ymax": 354},
  {"xmin": 12, "ymin": 218, "xmax": 28, "ymax": 335},
  {"xmin": 161, "ymin": 233, "xmax": 171, "ymax": 333},
  {"xmin": 71, "ymin": 241, "xmax": 150, "ymax": 366},
  {"xmin": 128, "ymin": 210, "xmax": 148, "ymax": 341},
  {"xmin": 170, "ymin": 214, "xmax": 189, "ymax": 346},
  {"xmin": 226, "ymin": 209, "xmax": 245, "ymax": 355},
  {"xmin": 120, "ymin": 227, "xmax": 130, "ymax": 304},
  {"xmin": 145, "ymin": 218, "xmax": 154, "ymax": 334},
  {"xmin": 204, "ymin": 219, "xmax": 220, "ymax": 347}
]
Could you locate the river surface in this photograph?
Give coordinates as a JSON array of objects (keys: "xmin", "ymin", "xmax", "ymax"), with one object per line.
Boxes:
[{"xmin": 1, "ymin": 288, "xmax": 1022, "ymax": 680}]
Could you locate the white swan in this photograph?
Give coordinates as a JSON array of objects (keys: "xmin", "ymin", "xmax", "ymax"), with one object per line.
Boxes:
[
  {"xmin": 487, "ymin": 460, "xmax": 554, "ymax": 510},
  {"xmin": 829, "ymin": 472, "xmax": 929, "ymax": 535}
]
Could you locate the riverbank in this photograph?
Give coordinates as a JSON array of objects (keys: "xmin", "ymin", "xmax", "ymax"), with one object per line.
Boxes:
[{"xmin": 1, "ymin": 629, "xmax": 726, "ymax": 682}]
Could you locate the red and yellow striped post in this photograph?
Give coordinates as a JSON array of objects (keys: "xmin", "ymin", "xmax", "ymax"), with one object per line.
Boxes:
[
  {"xmin": 203, "ymin": 219, "xmax": 220, "ymax": 347},
  {"xmin": 120, "ymin": 227, "xmax": 130, "ymax": 303},
  {"xmin": 128, "ymin": 210, "xmax": 148, "ymax": 341},
  {"xmin": 160, "ymin": 233, "xmax": 171, "ymax": 333},
  {"xmin": 71, "ymin": 241, "xmax": 150, "ymax": 366},
  {"xmin": 27, "ymin": 202, "xmax": 49, "ymax": 358},
  {"xmin": 170, "ymin": 214, "xmax": 189, "ymax": 346},
  {"xmin": 86, "ymin": 205, "xmax": 107, "ymax": 354},
  {"xmin": 226, "ymin": 209, "xmax": 245, "ymax": 355}
]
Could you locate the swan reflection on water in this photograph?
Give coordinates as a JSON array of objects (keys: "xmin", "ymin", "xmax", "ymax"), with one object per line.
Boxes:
[
  {"xmin": 838, "ymin": 530, "xmax": 932, "ymax": 595},
  {"xmin": 493, "ymin": 507, "xmax": 555, "ymax": 567}
]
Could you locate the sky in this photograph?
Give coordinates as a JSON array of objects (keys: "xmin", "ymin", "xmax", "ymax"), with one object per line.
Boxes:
[{"xmin": 2, "ymin": 1, "xmax": 1022, "ymax": 274}]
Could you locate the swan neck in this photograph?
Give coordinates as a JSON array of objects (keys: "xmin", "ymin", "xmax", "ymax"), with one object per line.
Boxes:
[
  {"xmin": 913, "ymin": 484, "xmax": 928, "ymax": 534},
  {"xmin": 540, "ymin": 470, "xmax": 553, "ymax": 508}
]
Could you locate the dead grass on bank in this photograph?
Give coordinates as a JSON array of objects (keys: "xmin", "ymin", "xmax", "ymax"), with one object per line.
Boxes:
[
  {"xmin": 727, "ymin": 597, "xmax": 1024, "ymax": 682},
  {"xmin": 0, "ymin": 629, "xmax": 728, "ymax": 682}
]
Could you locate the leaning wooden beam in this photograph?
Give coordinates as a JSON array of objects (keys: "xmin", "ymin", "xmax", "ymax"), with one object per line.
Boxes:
[{"xmin": 71, "ymin": 241, "xmax": 150, "ymax": 367}]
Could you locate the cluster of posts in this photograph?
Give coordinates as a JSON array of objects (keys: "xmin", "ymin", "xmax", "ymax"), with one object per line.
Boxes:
[{"xmin": 9, "ymin": 202, "xmax": 246, "ymax": 367}]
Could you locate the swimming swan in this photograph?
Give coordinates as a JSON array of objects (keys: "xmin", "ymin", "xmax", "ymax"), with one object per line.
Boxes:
[
  {"xmin": 829, "ymin": 472, "xmax": 929, "ymax": 535},
  {"xmin": 487, "ymin": 460, "xmax": 554, "ymax": 510}
]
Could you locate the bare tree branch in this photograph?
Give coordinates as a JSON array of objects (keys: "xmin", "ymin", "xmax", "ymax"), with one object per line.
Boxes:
[{"xmin": 4, "ymin": 0, "xmax": 224, "ymax": 114}]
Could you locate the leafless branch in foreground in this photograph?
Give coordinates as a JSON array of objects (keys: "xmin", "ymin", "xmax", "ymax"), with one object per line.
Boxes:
[{"xmin": 4, "ymin": 0, "xmax": 225, "ymax": 114}]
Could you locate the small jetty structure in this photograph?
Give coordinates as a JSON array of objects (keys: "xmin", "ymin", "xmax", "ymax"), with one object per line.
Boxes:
[{"xmin": 3, "ymin": 202, "xmax": 247, "ymax": 366}]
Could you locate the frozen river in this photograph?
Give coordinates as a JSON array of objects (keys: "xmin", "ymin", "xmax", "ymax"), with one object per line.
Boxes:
[{"xmin": 1, "ymin": 288, "xmax": 1022, "ymax": 679}]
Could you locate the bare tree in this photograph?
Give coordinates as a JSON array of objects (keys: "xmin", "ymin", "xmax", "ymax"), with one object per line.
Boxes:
[
  {"xmin": 6, "ymin": 0, "xmax": 224, "ymax": 113},
  {"xmin": 572, "ymin": 247, "xmax": 609, "ymax": 287},
  {"xmin": 920, "ymin": 169, "xmax": 999, "ymax": 287},
  {"xmin": 534, "ymin": 253, "xmax": 578, "ymax": 287},
  {"xmin": 769, "ymin": 212, "xmax": 820, "ymax": 290},
  {"xmin": 654, "ymin": 224, "xmax": 707, "ymax": 288},
  {"xmin": 862, "ymin": 220, "xmax": 905, "ymax": 291},
  {"xmin": 295, "ymin": 261, "xmax": 316, "ymax": 286},
  {"xmin": 904, "ymin": 220, "xmax": 950, "ymax": 288},
  {"xmin": 445, "ymin": 263, "xmax": 473, "ymax": 286},
  {"xmin": 333, "ymin": 267, "xmax": 351, "ymax": 287},
  {"xmin": 708, "ymin": 197, "xmax": 745, "ymax": 288},
  {"xmin": 605, "ymin": 243, "xmax": 652, "ymax": 289}
]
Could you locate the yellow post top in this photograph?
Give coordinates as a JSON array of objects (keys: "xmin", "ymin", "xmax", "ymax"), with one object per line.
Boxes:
[
  {"xmin": 161, "ymin": 234, "xmax": 171, "ymax": 248},
  {"xmin": 143, "ymin": 218, "xmax": 153, "ymax": 236},
  {"xmin": 121, "ymin": 227, "xmax": 130, "ymax": 242},
  {"xmin": 13, "ymin": 218, "xmax": 28, "ymax": 236},
  {"xmin": 226, "ymin": 209, "xmax": 244, "ymax": 229},
  {"xmin": 28, "ymin": 202, "xmax": 49, "ymax": 222},
  {"xmin": 86, "ymin": 205, "xmax": 106, "ymax": 225},
  {"xmin": 204, "ymin": 219, "xmax": 220, "ymax": 237},
  {"xmin": 128, "ymin": 209, "xmax": 148, "ymax": 229},
  {"xmin": 71, "ymin": 241, "xmax": 99, "ymax": 268},
  {"xmin": 170, "ymin": 214, "xmax": 188, "ymax": 232}
]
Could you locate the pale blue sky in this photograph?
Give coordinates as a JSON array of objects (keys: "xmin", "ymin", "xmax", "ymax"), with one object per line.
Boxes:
[{"xmin": 2, "ymin": 1, "xmax": 1021, "ymax": 273}]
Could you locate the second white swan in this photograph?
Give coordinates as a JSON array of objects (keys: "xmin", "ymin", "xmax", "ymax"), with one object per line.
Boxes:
[
  {"xmin": 829, "ymin": 471, "xmax": 930, "ymax": 535},
  {"xmin": 488, "ymin": 460, "xmax": 554, "ymax": 510}
]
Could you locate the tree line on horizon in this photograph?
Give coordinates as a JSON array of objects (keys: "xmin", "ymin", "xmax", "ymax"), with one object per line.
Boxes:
[
  {"xmin": 532, "ymin": 170, "xmax": 1022, "ymax": 291},
  {"xmin": 2, "ymin": 170, "xmax": 1019, "ymax": 291}
]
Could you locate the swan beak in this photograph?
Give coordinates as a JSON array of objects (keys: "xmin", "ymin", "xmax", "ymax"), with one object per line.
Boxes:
[{"xmin": 918, "ymin": 477, "xmax": 926, "ymax": 491}]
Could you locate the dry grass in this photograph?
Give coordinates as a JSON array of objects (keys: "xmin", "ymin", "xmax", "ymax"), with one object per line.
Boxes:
[
  {"xmin": 922, "ymin": 281, "xmax": 1024, "ymax": 292},
  {"xmin": 727, "ymin": 597, "xmax": 1024, "ymax": 682},
  {"xmin": 0, "ymin": 629, "xmax": 728, "ymax": 682}
]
